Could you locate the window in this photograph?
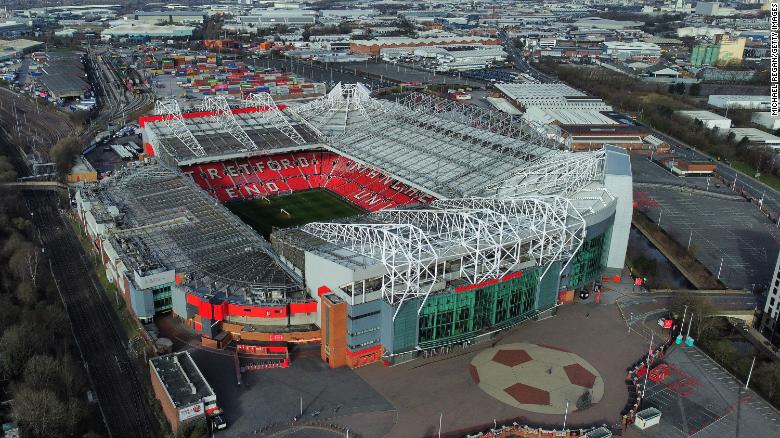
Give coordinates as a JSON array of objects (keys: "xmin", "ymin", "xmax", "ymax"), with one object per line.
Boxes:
[{"xmin": 348, "ymin": 310, "xmax": 380, "ymax": 321}]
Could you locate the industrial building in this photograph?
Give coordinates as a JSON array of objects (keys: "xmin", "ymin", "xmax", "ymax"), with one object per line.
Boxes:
[
  {"xmin": 350, "ymin": 36, "xmax": 501, "ymax": 56},
  {"xmin": 225, "ymin": 10, "xmax": 318, "ymax": 31},
  {"xmin": 149, "ymin": 352, "xmax": 218, "ymax": 434},
  {"xmin": 523, "ymin": 107, "xmax": 620, "ymax": 127},
  {"xmin": 601, "ymin": 42, "xmax": 662, "ymax": 60},
  {"xmin": 556, "ymin": 124, "xmax": 655, "ymax": 152},
  {"xmin": 691, "ymin": 36, "xmax": 746, "ymax": 66},
  {"xmin": 0, "ymin": 39, "xmax": 43, "ymax": 61},
  {"xmin": 100, "ymin": 23, "xmax": 195, "ymax": 40},
  {"xmin": 708, "ymin": 95, "xmax": 771, "ymax": 110},
  {"xmin": 751, "ymin": 112, "xmax": 780, "ymax": 131},
  {"xmin": 78, "ymin": 86, "xmax": 632, "ymax": 368},
  {"xmin": 380, "ymin": 45, "xmax": 507, "ymax": 71},
  {"xmin": 496, "ymin": 83, "xmax": 612, "ymax": 112},
  {"xmin": 728, "ymin": 128, "xmax": 780, "ymax": 148},
  {"xmin": 676, "ymin": 110, "xmax": 732, "ymax": 130},
  {"xmin": 133, "ymin": 11, "xmax": 206, "ymax": 25}
]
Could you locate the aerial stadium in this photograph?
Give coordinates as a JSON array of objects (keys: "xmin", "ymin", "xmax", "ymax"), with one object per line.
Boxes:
[{"xmin": 75, "ymin": 84, "xmax": 632, "ymax": 368}]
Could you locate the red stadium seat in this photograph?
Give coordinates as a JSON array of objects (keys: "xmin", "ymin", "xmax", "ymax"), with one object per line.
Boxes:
[{"xmin": 180, "ymin": 150, "xmax": 433, "ymax": 209}]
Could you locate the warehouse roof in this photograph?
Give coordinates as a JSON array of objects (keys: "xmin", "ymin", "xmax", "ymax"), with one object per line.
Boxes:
[
  {"xmin": 351, "ymin": 36, "xmax": 499, "ymax": 46},
  {"xmin": 39, "ymin": 57, "xmax": 90, "ymax": 99},
  {"xmin": 729, "ymin": 128, "xmax": 780, "ymax": 145},
  {"xmin": 676, "ymin": 110, "xmax": 731, "ymax": 121},
  {"xmin": 150, "ymin": 352, "xmax": 214, "ymax": 409},
  {"xmin": 0, "ymin": 38, "xmax": 43, "ymax": 53},
  {"xmin": 524, "ymin": 107, "xmax": 619, "ymax": 126}
]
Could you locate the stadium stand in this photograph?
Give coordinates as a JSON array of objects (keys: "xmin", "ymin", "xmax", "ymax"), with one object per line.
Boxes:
[{"xmin": 181, "ymin": 151, "xmax": 435, "ymax": 211}]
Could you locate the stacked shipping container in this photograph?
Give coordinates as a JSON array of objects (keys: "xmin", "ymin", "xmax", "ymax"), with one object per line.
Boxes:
[{"xmin": 146, "ymin": 53, "xmax": 325, "ymax": 100}]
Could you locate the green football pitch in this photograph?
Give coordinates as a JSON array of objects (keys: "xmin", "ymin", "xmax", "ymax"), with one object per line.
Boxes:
[{"xmin": 226, "ymin": 189, "xmax": 364, "ymax": 238}]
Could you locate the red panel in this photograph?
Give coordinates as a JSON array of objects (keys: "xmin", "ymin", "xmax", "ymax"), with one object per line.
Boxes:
[
  {"xmin": 270, "ymin": 334, "xmax": 284, "ymax": 341},
  {"xmin": 212, "ymin": 301, "xmax": 228, "ymax": 320},
  {"xmin": 501, "ymin": 271, "xmax": 524, "ymax": 282},
  {"xmin": 194, "ymin": 321, "xmax": 202, "ymax": 331},
  {"xmin": 138, "ymin": 105, "xmax": 285, "ymax": 127},
  {"xmin": 199, "ymin": 301, "xmax": 213, "ymax": 319},
  {"xmin": 144, "ymin": 143, "xmax": 155, "ymax": 157},
  {"xmin": 317, "ymin": 285, "xmax": 332, "ymax": 297},
  {"xmin": 289, "ymin": 301, "xmax": 318, "ymax": 314},
  {"xmin": 186, "ymin": 292, "xmax": 202, "ymax": 306},
  {"xmin": 455, "ymin": 278, "xmax": 499, "ymax": 293},
  {"xmin": 226, "ymin": 303, "xmax": 287, "ymax": 318},
  {"xmin": 345, "ymin": 344, "xmax": 382, "ymax": 357}
]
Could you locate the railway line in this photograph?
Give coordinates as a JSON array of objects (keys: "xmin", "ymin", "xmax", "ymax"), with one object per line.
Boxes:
[
  {"xmin": 85, "ymin": 49, "xmax": 152, "ymax": 141},
  {"xmin": 24, "ymin": 191, "xmax": 156, "ymax": 438}
]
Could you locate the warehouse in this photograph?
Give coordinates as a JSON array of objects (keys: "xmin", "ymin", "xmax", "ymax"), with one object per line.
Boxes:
[
  {"xmin": 0, "ymin": 39, "xmax": 44, "ymax": 61},
  {"xmin": 557, "ymin": 124, "xmax": 652, "ymax": 151},
  {"xmin": 133, "ymin": 11, "xmax": 206, "ymax": 25},
  {"xmin": 601, "ymin": 41, "xmax": 662, "ymax": 60},
  {"xmin": 708, "ymin": 95, "xmax": 771, "ymax": 110},
  {"xmin": 496, "ymin": 83, "xmax": 612, "ymax": 111},
  {"xmin": 149, "ymin": 352, "xmax": 219, "ymax": 434},
  {"xmin": 523, "ymin": 107, "xmax": 619, "ymax": 126},
  {"xmin": 729, "ymin": 128, "xmax": 780, "ymax": 148},
  {"xmin": 350, "ymin": 36, "xmax": 501, "ymax": 56},
  {"xmin": 676, "ymin": 110, "xmax": 732, "ymax": 130},
  {"xmin": 752, "ymin": 112, "xmax": 780, "ymax": 131},
  {"xmin": 100, "ymin": 23, "xmax": 195, "ymax": 40}
]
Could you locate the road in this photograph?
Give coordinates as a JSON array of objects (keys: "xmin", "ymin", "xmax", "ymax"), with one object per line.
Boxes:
[
  {"xmin": 498, "ymin": 30, "xmax": 555, "ymax": 83},
  {"xmin": 24, "ymin": 191, "xmax": 156, "ymax": 438}
]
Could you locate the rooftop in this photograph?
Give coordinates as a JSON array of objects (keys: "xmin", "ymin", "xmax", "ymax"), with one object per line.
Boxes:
[
  {"xmin": 676, "ymin": 110, "xmax": 731, "ymax": 121},
  {"xmin": 150, "ymin": 351, "xmax": 214, "ymax": 409},
  {"xmin": 85, "ymin": 161, "xmax": 304, "ymax": 301}
]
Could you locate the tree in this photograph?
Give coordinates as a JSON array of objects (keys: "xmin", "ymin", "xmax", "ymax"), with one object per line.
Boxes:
[
  {"xmin": 49, "ymin": 136, "xmax": 83, "ymax": 176},
  {"xmin": 709, "ymin": 340, "xmax": 736, "ymax": 364},
  {"xmin": 8, "ymin": 242, "xmax": 38, "ymax": 284},
  {"xmin": 23, "ymin": 354, "xmax": 61, "ymax": 391},
  {"xmin": 674, "ymin": 82, "xmax": 686, "ymax": 94},
  {"xmin": 0, "ymin": 325, "xmax": 39, "ymax": 379},
  {"xmin": 689, "ymin": 83, "xmax": 701, "ymax": 96},
  {"xmin": 576, "ymin": 390, "xmax": 592, "ymax": 410},
  {"xmin": 669, "ymin": 293, "xmax": 724, "ymax": 342},
  {"xmin": 11, "ymin": 385, "xmax": 69, "ymax": 438},
  {"xmin": 0, "ymin": 155, "xmax": 17, "ymax": 182},
  {"xmin": 15, "ymin": 281, "xmax": 39, "ymax": 307},
  {"xmin": 754, "ymin": 361, "xmax": 780, "ymax": 404}
]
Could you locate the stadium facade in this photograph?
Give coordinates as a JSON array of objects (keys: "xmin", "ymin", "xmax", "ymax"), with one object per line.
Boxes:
[{"xmin": 75, "ymin": 85, "xmax": 632, "ymax": 368}]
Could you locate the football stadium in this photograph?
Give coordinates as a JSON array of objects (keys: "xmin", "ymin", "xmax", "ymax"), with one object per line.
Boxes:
[{"xmin": 75, "ymin": 84, "xmax": 632, "ymax": 368}]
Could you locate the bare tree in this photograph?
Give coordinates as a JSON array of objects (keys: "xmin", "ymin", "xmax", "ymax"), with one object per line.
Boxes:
[{"xmin": 26, "ymin": 246, "xmax": 40, "ymax": 290}]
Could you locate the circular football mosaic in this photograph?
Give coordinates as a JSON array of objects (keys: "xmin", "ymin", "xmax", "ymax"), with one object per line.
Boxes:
[{"xmin": 469, "ymin": 342, "xmax": 604, "ymax": 414}]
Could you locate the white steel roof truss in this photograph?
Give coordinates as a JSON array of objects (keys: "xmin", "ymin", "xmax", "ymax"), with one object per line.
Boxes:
[
  {"xmin": 302, "ymin": 222, "xmax": 439, "ymax": 319},
  {"xmin": 154, "ymin": 99, "xmax": 206, "ymax": 157},
  {"xmin": 201, "ymin": 96, "xmax": 258, "ymax": 152},
  {"xmin": 243, "ymin": 93, "xmax": 306, "ymax": 145}
]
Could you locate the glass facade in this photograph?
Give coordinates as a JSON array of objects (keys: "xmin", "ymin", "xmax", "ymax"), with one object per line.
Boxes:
[
  {"xmin": 417, "ymin": 270, "xmax": 540, "ymax": 348},
  {"xmin": 564, "ymin": 233, "xmax": 607, "ymax": 289},
  {"xmin": 152, "ymin": 284, "xmax": 173, "ymax": 312}
]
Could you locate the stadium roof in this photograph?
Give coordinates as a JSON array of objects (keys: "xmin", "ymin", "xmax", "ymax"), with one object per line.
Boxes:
[
  {"xmin": 137, "ymin": 85, "xmax": 618, "ymax": 309},
  {"xmin": 88, "ymin": 162, "xmax": 303, "ymax": 302},
  {"xmin": 143, "ymin": 96, "xmax": 323, "ymax": 166}
]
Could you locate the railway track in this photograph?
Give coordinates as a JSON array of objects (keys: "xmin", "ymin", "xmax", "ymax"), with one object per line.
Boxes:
[
  {"xmin": 24, "ymin": 191, "xmax": 156, "ymax": 438},
  {"xmin": 84, "ymin": 49, "xmax": 153, "ymax": 141}
]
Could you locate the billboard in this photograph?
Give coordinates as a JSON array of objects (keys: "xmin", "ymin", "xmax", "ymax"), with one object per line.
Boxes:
[{"xmin": 178, "ymin": 402, "xmax": 204, "ymax": 421}]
